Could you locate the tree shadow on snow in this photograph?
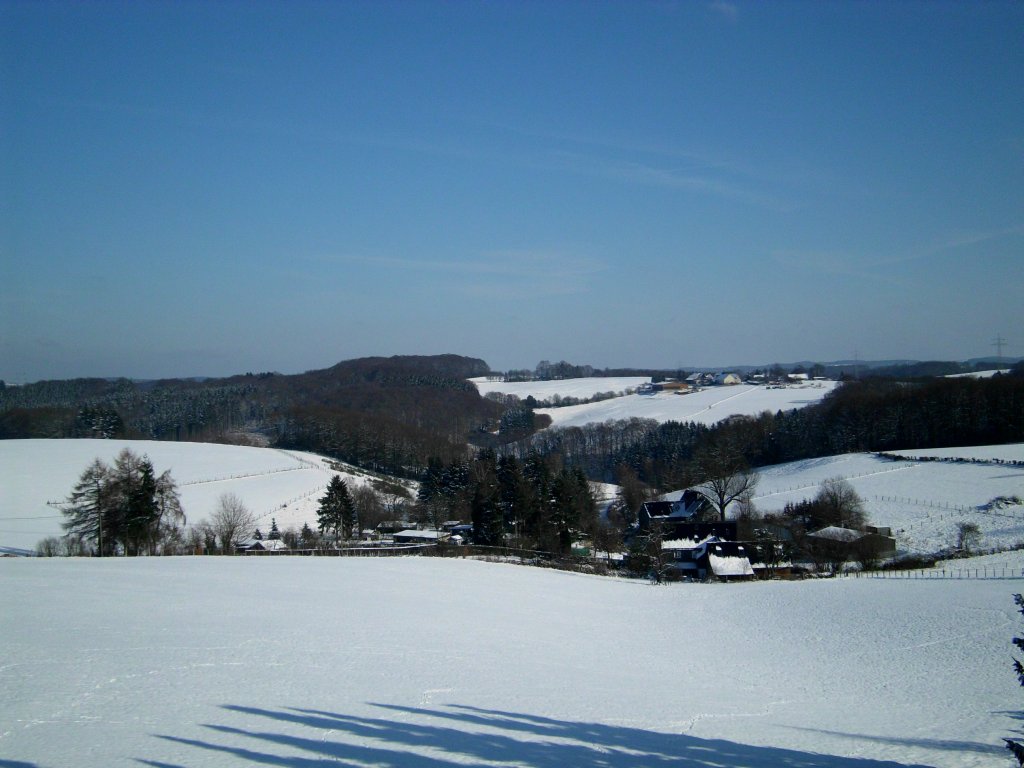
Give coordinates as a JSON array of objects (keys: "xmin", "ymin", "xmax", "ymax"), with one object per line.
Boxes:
[
  {"xmin": 784, "ymin": 726, "xmax": 1004, "ymax": 758},
  {"xmin": 138, "ymin": 701, "xmax": 942, "ymax": 768}
]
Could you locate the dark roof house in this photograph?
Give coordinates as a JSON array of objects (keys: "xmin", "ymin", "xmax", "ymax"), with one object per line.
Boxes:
[
  {"xmin": 662, "ymin": 537, "xmax": 755, "ymax": 581},
  {"xmin": 638, "ymin": 490, "xmax": 717, "ymax": 538}
]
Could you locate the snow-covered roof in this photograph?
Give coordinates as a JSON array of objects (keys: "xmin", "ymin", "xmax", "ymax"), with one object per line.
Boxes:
[
  {"xmin": 808, "ymin": 526, "xmax": 865, "ymax": 543},
  {"xmin": 662, "ymin": 535, "xmax": 720, "ymax": 551},
  {"xmin": 708, "ymin": 553, "xmax": 755, "ymax": 577},
  {"xmin": 394, "ymin": 529, "xmax": 447, "ymax": 541},
  {"xmin": 241, "ymin": 538, "xmax": 288, "ymax": 551}
]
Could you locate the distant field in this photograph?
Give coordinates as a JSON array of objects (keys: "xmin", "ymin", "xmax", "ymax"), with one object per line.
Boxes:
[
  {"xmin": 536, "ymin": 381, "xmax": 838, "ymax": 428},
  {"xmin": 473, "ymin": 375, "xmax": 839, "ymax": 428},
  {"xmin": 470, "ymin": 376, "xmax": 650, "ymax": 400}
]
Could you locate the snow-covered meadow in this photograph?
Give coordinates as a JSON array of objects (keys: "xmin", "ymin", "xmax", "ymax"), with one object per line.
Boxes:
[
  {"xmin": 472, "ymin": 377, "xmax": 839, "ymax": 429},
  {"xmin": 750, "ymin": 445, "xmax": 1024, "ymax": 555},
  {"xmin": 0, "ymin": 439, "xmax": 410, "ymax": 553},
  {"xmin": 470, "ymin": 376, "xmax": 651, "ymax": 401},
  {"xmin": 2, "ymin": 555, "xmax": 1022, "ymax": 768}
]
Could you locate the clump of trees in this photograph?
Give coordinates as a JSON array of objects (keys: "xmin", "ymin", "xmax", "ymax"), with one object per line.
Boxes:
[
  {"xmin": 57, "ymin": 448, "xmax": 184, "ymax": 556},
  {"xmin": 954, "ymin": 521, "xmax": 982, "ymax": 555},
  {"xmin": 762, "ymin": 477, "xmax": 870, "ymax": 574},
  {"xmin": 417, "ymin": 449, "xmax": 596, "ymax": 554}
]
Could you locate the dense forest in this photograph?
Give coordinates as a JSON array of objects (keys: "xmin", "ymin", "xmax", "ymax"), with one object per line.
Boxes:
[{"xmin": 0, "ymin": 355, "xmax": 541, "ymax": 478}]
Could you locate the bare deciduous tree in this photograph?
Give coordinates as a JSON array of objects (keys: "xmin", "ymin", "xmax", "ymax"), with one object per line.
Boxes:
[
  {"xmin": 611, "ymin": 464, "xmax": 653, "ymax": 529},
  {"xmin": 371, "ymin": 478, "xmax": 412, "ymax": 519},
  {"xmin": 210, "ymin": 493, "xmax": 255, "ymax": 554},
  {"xmin": 815, "ymin": 477, "xmax": 866, "ymax": 529},
  {"xmin": 693, "ymin": 445, "xmax": 759, "ymax": 522},
  {"xmin": 351, "ymin": 484, "xmax": 386, "ymax": 538}
]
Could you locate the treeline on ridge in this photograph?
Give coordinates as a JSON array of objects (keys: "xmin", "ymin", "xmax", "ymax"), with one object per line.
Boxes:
[
  {"xmin": 504, "ymin": 372, "xmax": 1024, "ymax": 490},
  {"xmin": 0, "ymin": 355, "xmax": 547, "ymax": 477}
]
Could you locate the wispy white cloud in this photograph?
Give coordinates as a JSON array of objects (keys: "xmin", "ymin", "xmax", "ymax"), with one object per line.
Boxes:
[
  {"xmin": 709, "ymin": 1, "xmax": 739, "ymax": 23},
  {"xmin": 550, "ymin": 150, "xmax": 795, "ymax": 210},
  {"xmin": 329, "ymin": 249, "xmax": 608, "ymax": 299},
  {"xmin": 772, "ymin": 224, "xmax": 1024, "ymax": 282},
  {"xmin": 345, "ymin": 250, "xmax": 605, "ymax": 279},
  {"xmin": 771, "ymin": 249, "xmax": 876, "ymax": 280},
  {"xmin": 45, "ymin": 91, "xmax": 801, "ymax": 211},
  {"xmin": 913, "ymin": 225, "xmax": 1024, "ymax": 261},
  {"xmin": 863, "ymin": 224, "xmax": 1024, "ymax": 270}
]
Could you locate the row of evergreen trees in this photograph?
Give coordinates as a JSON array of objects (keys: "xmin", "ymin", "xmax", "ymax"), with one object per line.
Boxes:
[{"xmin": 417, "ymin": 449, "xmax": 596, "ymax": 553}]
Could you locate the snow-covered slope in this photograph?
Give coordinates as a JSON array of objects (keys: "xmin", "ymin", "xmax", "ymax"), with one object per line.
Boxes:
[
  {"xmin": 0, "ymin": 439, "xmax": 411, "ymax": 551},
  {"xmin": 472, "ymin": 377, "xmax": 838, "ymax": 428},
  {"xmin": 1, "ymin": 556, "xmax": 1019, "ymax": 767},
  {"xmin": 946, "ymin": 369, "xmax": 1011, "ymax": 379},
  {"xmin": 471, "ymin": 375, "xmax": 650, "ymax": 400},
  {"xmin": 537, "ymin": 382, "xmax": 838, "ymax": 428},
  {"xmin": 752, "ymin": 445, "xmax": 1024, "ymax": 555}
]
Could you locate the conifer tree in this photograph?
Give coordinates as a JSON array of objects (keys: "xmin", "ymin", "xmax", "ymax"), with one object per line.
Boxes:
[
  {"xmin": 497, "ymin": 455, "xmax": 531, "ymax": 546},
  {"xmin": 522, "ymin": 451, "xmax": 552, "ymax": 546},
  {"xmin": 269, "ymin": 518, "xmax": 281, "ymax": 540},
  {"xmin": 300, "ymin": 522, "xmax": 317, "ymax": 549},
  {"xmin": 318, "ymin": 475, "xmax": 356, "ymax": 543},
  {"xmin": 471, "ymin": 449, "xmax": 504, "ymax": 545},
  {"xmin": 418, "ymin": 457, "xmax": 445, "ymax": 505},
  {"xmin": 62, "ymin": 458, "xmax": 110, "ymax": 556}
]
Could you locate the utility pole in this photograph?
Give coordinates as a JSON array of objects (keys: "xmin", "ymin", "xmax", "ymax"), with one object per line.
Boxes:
[{"xmin": 993, "ymin": 333, "xmax": 1007, "ymax": 361}]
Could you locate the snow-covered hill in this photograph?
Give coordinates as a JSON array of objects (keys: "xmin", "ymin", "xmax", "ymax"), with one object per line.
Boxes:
[
  {"xmin": 0, "ymin": 439, "xmax": 413, "ymax": 552},
  {"xmin": 473, "ymin": 376, "xmax": 839, "ymax": 429},
  {"xmin": 750, "ymin": 445, "xmax": 1024, "ymax": 555},
  {"xmin": 471, "ymin": 375, "xmax": 651, "ymax": 400},
  {"xmin": 2, "ymin": 556, "xmax": 1019, "ymax": 767}
]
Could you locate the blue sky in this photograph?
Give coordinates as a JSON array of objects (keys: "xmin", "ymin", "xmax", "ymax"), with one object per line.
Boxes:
[{"xmin": 2, "ymin": 0, "xmax": 1022, "ymax": 382}]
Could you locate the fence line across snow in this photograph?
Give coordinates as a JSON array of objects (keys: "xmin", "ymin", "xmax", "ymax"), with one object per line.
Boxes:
[
  {"xmin": 852, "ymin": 567, "xmax": 1024, "ymax": 580},
  {"xmin": 179, "ymin": 464, "xmax": 312, "ymax": 487}
]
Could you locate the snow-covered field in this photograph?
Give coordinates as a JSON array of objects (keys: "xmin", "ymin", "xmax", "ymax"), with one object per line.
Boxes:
[
  {"xmin": 0, "ymin": 439, "xmax": 411, "ymax": 553},
  {"xmin": 751, "ymin": 445, "xmax": 1024, "ymax": 555},
  {"xmin": 947, "ymin": 370, "xmax": 1011, "ymax": 379},
  {"xmin": 2, "ymin": 555, "xmax": 1021, "ymax": 768},
  {"xmin": 538, "ymin": 382, "xmax": 838, "ymax": 429},
  {"xmin": 472, "ymin": 377, "xmax": 839, "ymax": 429},
  {"xmin": 471, "ymin": 376, "xmax": 651, "ymax": 400}
]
